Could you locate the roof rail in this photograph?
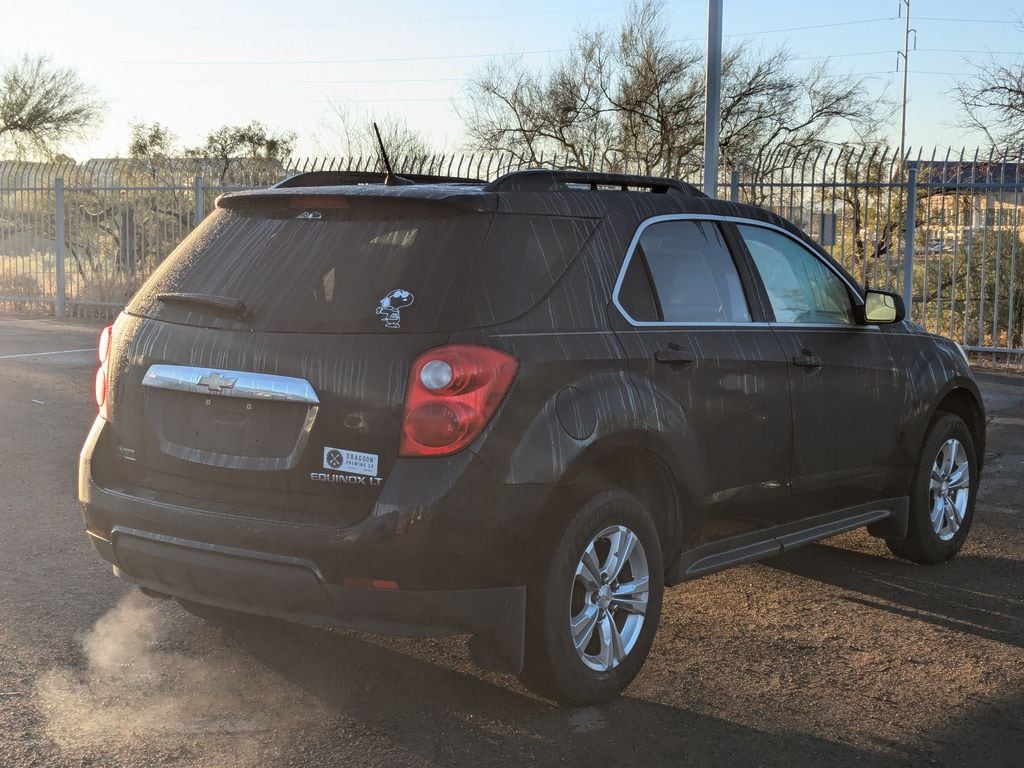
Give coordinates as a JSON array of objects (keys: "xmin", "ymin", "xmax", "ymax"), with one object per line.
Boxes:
[
  {"xmin": 483, "ymin": 169, "xmax": 706, "ymax": 197},
  {"xmin": 274, "ymin": 170, "xmax": 486, "ymax": 188}
]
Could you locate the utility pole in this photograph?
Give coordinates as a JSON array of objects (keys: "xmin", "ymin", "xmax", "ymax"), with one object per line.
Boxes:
[
  {"xmin": 897, "ymin": 0, "xmax": 915, "ymax": 167},
  {"xmin": 896, "ymin": 0, "xmax": 917, "ymax": 319},
  {"xmin": 703, "ymin": 0, "xmax": 723, "ymax": 198}
]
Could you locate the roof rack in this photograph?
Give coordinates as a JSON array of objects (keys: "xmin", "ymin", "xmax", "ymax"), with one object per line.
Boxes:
[
  {"xmin": 483, "ymin": 169, "xmax": 705, "ymax": 197},
  {"xmin": 273, "ymin": 170, "xmax": 485, "ymax": 188}
]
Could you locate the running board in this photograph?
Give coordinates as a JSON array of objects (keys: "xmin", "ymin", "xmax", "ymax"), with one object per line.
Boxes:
[{"xmin": 667, "ymin": 498, "xmax": 906, "ymax": 585}]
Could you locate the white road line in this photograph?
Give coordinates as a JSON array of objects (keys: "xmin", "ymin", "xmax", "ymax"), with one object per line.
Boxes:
[{"xmin": 0, "ymin": 348, "xmax": 95, "ymax": 360}]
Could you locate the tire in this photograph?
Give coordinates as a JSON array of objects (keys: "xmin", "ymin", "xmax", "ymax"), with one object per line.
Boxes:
[
  {"xmin": 886, "ymin": 413, "xmax": 978, "ymax": 564},
  {"xmin": 518, "ymin": 489, "xmax": 664, "ymax": 705}
]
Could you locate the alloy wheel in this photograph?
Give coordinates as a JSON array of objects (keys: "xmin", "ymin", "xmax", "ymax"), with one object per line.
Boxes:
[
  {"xmin": 569, "ymin": 525, "xmax": 650, "ymax": 672},
  {"xmin": 929, "ymin": 437, "xmax": 970, "ymax": 541}
]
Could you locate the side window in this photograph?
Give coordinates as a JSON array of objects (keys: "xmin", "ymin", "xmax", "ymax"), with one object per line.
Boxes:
[
  {"xmin": 458, "ymin": 215, "xmax": 596, "ymax": 326},
  {"xmin": 617, "ymin": 220, "xmax": 751, "ymax": 323},
  {"xmin": 738, "ymin": 225, "xmax": 856, "ymax": 325}
]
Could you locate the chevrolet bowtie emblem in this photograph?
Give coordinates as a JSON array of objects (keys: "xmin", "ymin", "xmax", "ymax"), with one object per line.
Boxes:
[{"xmin": 196, "ymin": 372, "xmax": 237, "ymax": 393}]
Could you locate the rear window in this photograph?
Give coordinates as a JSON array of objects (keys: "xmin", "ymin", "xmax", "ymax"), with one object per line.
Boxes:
[
  {"xmin": 456, "ymin": 214, "xmax": 596, "ymax": 326},
  {"xmin": 127, "ymin": 203, "xmax": 492, "ymax": 333}
]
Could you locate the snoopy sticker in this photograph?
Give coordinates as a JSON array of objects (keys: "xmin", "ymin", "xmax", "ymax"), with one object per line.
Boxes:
[{"xmin": 376, "ymin": 289, "xmax": 415, "ymax": 329}]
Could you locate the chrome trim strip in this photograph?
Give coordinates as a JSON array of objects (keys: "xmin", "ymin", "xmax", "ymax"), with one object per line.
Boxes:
[
  {"xmin": 770, "ymin": 323, "xmax": 880, "ymax": 331},
  {"xmin": 610, "ymin": 213, "xmax": 865, "ymax": 329},
  {"xmin": 142, "ymin": 364, "xmax": 320, "ymax": 404}
]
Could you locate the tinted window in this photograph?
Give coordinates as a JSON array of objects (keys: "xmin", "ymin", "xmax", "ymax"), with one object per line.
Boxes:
[
  {"xmin": 618, "ymin": 220, "xmax": 751, "ymax": 323},
  {"xmin": 738, "ymin": 225, "xmax": 855, "ymax": 325},
  {"xmin": 127, "ymin": 204, "xmax": 491, "ymax": 333},
  {"xmin": 457, "ymin": 215, "xmax": 596, "ymax": 326}
]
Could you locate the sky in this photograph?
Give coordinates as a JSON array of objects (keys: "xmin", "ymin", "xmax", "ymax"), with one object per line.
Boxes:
[{"xmin": 2, "ymin": 0, "xmax": 1022, "ymax": 160}]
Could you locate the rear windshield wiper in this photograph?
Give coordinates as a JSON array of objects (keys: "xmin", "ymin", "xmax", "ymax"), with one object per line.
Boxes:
[{"xmin": 156, "ymin": 292, "xmax": 250, "ymax": 321}]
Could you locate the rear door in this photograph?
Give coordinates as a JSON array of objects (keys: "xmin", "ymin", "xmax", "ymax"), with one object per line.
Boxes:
[
  {"xmin": 108, "ymin": 199, "xmax": 492, "ymax": 530},
  {"xmin": 610, "ymin": 216, "xmax": 793, "ymax": 546},
  {"xmin": 734, "ymin": 223, "xmax": 906, "ymax": 518}
]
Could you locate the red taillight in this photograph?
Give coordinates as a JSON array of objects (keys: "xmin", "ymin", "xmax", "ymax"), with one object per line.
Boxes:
[
  {"xmin": 94, "ymin": 367, "xmax": 107, "ymax": 410},
  {"xmin": 96, "ymin": 324, "xmax": 113, "ymax": 418},
  {"xmin": 98, "ymin": 325, "xmax": 112, "ymax": 365},
  {"xmin": 399, "ymin": 344, "xmax": 518, "ymax": 458}
]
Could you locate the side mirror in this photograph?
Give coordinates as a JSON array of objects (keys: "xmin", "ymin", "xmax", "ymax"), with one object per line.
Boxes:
[{"xmin": 859, "ymin": 289, "xmax": 905, "ymax": 324}]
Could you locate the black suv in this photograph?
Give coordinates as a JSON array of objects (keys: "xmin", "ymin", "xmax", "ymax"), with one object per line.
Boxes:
[{"xmin": 79, "ymin": 170, "xmax": 985, "ymax": 704}]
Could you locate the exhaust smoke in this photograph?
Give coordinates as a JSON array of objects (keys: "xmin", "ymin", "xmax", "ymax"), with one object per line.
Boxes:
[{"xmin": 36, "ymin": 590, "xmax": 328, "ymax": 764}]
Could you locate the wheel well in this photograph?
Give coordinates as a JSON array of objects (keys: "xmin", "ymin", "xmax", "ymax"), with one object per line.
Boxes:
[
  {"xmin": 934, "ymin": 388, "xmax": 986, "ymax": 469},
  {"xmin": 547, "ymin": 446, "xmax": 682, "ymax": 566}
]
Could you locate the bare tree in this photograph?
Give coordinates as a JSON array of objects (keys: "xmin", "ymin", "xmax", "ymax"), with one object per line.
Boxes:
[
  {"xmin": 460, "ymin": 0, "xmax": 887, "ymax": 178},
  {"xmin": 0, "ymin": 54, "xmax": 104, "ymax": 158},
  {"xmin": 952, "ymin": 22, "xmax": 1024, "ymax": 148},
  {"xmin": 718, "ymin": 54, "xmax": 882, "ymax": 180},
  {"xmin": 317, "ymin": 104, "xmax": 433, "ymax": 164}
]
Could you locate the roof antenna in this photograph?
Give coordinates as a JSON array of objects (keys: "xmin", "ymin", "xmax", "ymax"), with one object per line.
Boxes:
[{"xmin": 373, "ymin": 122, "xmax": 414, "ymax": 186}]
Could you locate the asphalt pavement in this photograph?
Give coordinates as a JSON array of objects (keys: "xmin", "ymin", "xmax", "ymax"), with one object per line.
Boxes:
[{"xmin": 0, "ymin": 315, "xmax": 1021, "ymax": 767}]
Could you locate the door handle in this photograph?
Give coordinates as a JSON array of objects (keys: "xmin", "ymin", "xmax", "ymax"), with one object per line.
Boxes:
[
  {"xmin": 654, "ymin": 346, "xmax": 695, "ymax": 366},
  {"xmin": 791, "ymin": 351, "xmax": 822, "ymax": 369}
]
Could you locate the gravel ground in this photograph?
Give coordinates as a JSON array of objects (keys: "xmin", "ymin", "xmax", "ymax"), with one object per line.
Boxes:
[{"xmin": 0, "ymin": 315, "xmax": 1021, "ymax": 767}]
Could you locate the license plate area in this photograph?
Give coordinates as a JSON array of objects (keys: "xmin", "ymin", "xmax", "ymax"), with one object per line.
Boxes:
[
  {"xmin": 141, "ymin": 365, "xmax": 320, "ymax": 471},
  {"xmin": 194, "ymin": 395, "xmax": 269, "ymax": 450}
]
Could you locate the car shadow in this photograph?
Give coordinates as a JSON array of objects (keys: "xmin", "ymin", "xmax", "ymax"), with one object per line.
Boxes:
[
  {"xmin": 761, "ymin": 542, "xmax": 1024, "ymax": 651},
  {"xmin": 218, "ymin": 616, "xmax": 896, "ymax": 768},
  {"xmin": 871, "ymin": 686, "xmax": 1024, "ymax": 766}
]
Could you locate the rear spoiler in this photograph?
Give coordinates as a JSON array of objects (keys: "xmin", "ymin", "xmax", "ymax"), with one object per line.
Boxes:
[
  {"xmin": 273, "ymin": 170, "xmax": 486, "ymax": 188},
  {"xmin": 216, "ymin": 183, "xmax": 497, "ymax": 213}
]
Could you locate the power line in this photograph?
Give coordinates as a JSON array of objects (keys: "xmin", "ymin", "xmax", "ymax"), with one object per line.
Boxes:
[
  {"xmin": 111, "ymin": 96, "xmax": 469, "ymax": 104},
  {"xmin": 104, "ymin": 68, "xmax": 971, "ymax": 101},
  {"xmin": 4, "ymin": 4, "xmax": 627, "ymax": 31},
  {"xmin": 96, "ymin": 77, "xmax": 466, "ymax": 85},
  {"xmin": 916, "ymin": 48, "xmax": 1024, "ymax": 55},
  {"xmin": 725, "ymin": 16, "xmax": 898, "ymax": 37},
  {"xmin": 672, "ymin": 15, "xmax": 897, "ymax": 44},
  {"xmin": 814, "ymin": 70, "xmax": 974, "ymax": 78},
  {"xmin": 69, "ymin": 49, "xmax": 568, "ymax": 67},
  {"xmin": 63, "ymin": 16, "xmax": 962, "ymax": 72},
  {"xmin": 795, "ymin": 47, "xmax": 1024, "ymax": 62},
  {"xmin": 915, "ymin": 16, "xmax": 1021, "ymax": 25},
  {"xmin": 837, "ymin": 69, "xmax": 974, "ymax": 76},
  {"xmin": 86, "ymin": 47, "xmax": 1012, "ymax": 85},
  {"xmin": 791, "ymin": 50, "xmax": 893, "ymax": 61}
]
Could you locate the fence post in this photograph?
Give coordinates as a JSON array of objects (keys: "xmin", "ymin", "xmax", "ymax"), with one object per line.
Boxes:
[
  {"xmin": 901, "ymin": 166, "xmax": 918, "ymax": 317},
  {"xmin": 730, "ymin": 170, "xmax": 740, "ymax": 202},
  {"xmin": 54, "ymin": 177, "xmax": 66, "ymax": 318},
  {"xmin": 193, "ymin": 175, "xmax": 204, "ymax": 229}
]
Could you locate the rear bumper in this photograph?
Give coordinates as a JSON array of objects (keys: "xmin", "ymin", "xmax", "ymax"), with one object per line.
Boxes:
[
  {"xmin": 79, "ymin": 416, "xmax": 551, "ymax": 672},
  {"xmin": 89, "ymin": 526, "xmax": 525, "ymax": 671}
]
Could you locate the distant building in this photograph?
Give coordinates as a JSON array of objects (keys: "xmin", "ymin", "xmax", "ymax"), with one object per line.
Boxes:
[{"xmin": 910, "ymin": 160, "xmax": 1024, "ymax": 247}]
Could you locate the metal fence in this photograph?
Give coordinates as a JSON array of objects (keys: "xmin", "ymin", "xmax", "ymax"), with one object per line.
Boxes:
[
  {"xmin": 725, "ymin": 146, "xmax": 1024, "ymax": 368},
  {"xmin": 1, "ymin": 148, "xmax": 1022, "ymax": 367}
]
